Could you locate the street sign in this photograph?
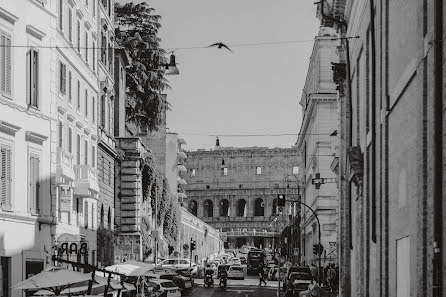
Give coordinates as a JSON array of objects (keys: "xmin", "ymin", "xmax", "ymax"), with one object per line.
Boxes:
[
  {"xmin": 329, "ymin": 241, "xmax": 337, "ymax": 247},
  {"xmin": 312, "ymin": 173, "xmax": 325, "ymax": 189}
]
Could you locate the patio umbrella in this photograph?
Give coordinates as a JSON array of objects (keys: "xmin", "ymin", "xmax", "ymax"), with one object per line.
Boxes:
[
  {"xmin": 104, "ymin": 260, "xmax": 155, "ymax": 276},
  {"xmin": 12, "ymin": 266, "xmax": 92, "ymax": 295}
]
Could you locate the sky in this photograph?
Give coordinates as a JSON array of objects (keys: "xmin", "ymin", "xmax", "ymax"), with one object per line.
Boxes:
[{"xmin": 117, "ymin": 1, "xmax": 320, "ymax": 150}]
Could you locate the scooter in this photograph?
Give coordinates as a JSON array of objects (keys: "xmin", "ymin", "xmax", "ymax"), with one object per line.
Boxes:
[{"xmin": 204, "ymin": 274, "xmax": 214, "ymax": 287}]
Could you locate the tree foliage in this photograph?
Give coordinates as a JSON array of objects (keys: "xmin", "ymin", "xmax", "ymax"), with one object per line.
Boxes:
[{"xmin": 115, "ymin": 2, "xmax": 170, "ymax": 132}]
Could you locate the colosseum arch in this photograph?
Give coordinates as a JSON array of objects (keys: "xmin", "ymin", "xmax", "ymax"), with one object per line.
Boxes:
[
  {"xmin": 188, "ymin": 200, "xmax": 198, "ymax": 216},
  {"xmin": 254, "ymin": 198, "xmax": 264, "ymax": 216},
  {"xmin": 203, "ymin": 199, "xmax": 214, "ymax": 217},
  {"xmin": 220, "ymin": 199, "xmax": 230, "ymax": 217},
  {"xmin": 236, "ymin": 199, "xmax": 247, "ymax": 217}
]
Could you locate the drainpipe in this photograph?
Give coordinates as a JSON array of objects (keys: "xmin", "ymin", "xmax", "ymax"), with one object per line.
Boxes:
[{"xmin": 433, "ymin": 0, "xmax": 443, "ymax": 294}]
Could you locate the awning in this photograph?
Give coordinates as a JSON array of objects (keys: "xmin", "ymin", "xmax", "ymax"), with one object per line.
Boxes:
[
  {"xmin": 177, "ymin": 165, "xmax": 187, "ymax": 172},
  {"xmin": 177, "ymin": 177, "xmax": 187, "ymax": 185},
  {"xmin": 104, "ymin": 261, "xmax": 155, "ymax": 276},
  {"xmin": 177, "ymin": 151, "xmax": 187, "ymax": 159}
]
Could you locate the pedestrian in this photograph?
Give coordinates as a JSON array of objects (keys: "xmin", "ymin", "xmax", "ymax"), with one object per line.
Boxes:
[
  {"xmin": 299, "ymin": 277, "xmax": 320, "ymax": 297},
  {"xmin": 258, "ymin": 266, "xmax": 267, "ymax": 286},
  {"xmin": 310, "ymin": 263, "xmax": 318, "ymax": 281},
  {"xmin": 327, "ymin": 264, "xmax": 337, "ymax": 292}
]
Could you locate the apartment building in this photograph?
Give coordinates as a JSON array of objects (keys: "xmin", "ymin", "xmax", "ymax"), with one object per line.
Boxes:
[{"xmin": 0, "ymin": 1, "xmax": 53, "ymax": 296}]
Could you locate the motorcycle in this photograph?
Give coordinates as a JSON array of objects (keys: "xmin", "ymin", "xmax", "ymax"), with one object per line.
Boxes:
[{"xmin": 204, "ymin": 274, "xmax": 214, "ymax": 288}]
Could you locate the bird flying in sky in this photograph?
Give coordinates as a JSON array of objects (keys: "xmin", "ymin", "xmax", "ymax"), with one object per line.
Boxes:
[{"xmin": 208, "ymin": 42, "xmax": 233, "ymax": 52}]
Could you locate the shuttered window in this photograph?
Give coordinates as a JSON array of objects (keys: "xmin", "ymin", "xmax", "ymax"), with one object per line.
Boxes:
[
  {"xmin": 29, "ymin": 153, "xmax": 40, "ymax": 214},
  {"xmin": 59, "ymin": 62, "xmax": 66, "ymax": 94},
  {"xmin": 68, "ymin": 71, "xmax": 72, "ymax": 102},
  {"xmin": 68, "ymin": 127, "xmax": 73, "ymax": 153},
  {"xmin": 59, "ymin": 0, "xmax": 63, "ymax": 30},
  {"xmin": 85, "ymin": 89, "xmax": 88, "ymax": 116},
  {"xmin": 92, "ymin": 41, "xmax": 96, "ymax": 71},
  {"xmin": 84, "ymin": 201, "xmax": 89, "ymax": 228},
  {"xmin": 85, "ymin": 32, "xmax": 88, "ymax": 62},
  {"xmin": 92, "ymin": 96, "xmax": 95, "ymax": 123},
  {"xmin": 77, "ymin": 80, "xmax": 80, "ymax": 109},
  {"xmin": 84, "ymin": 139, "xmax": 88, "ymax": 165},
  {"xmin": 91, "ymin": 146, "xmax": 95, "ymax": 167},
  {"xmin": 68, "ymin": 8, "xmax": 73, "ymax": 42},
  {"xmin": 100, "ymin": 95, "xmax": 105, "ymax": 127},
  {"xmin": 76, "ymin": 134, "xmax": 81, "ymax": 165},
  {"xmin": 26, "ymin": 49, "xmax": 39, "ymax": 108},
  {"xmin": 0, "ymin": 145, "xmax": 12, "ymax": 210},
  {"xmin": 1, "ymin": 32, "xmax": 11, "ymax": 97},
  {"xmin": 77, "ymin": 21, "xmax": 81, "ymax": 53},
  {"xmin": 58, "ymin": 121, "xmax": 63, "ymax": 148}
]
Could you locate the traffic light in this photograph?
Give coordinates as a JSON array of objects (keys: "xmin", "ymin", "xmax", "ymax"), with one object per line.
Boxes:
[
  {"xmin": 312, "ymin": 243, "xmax": 324, "ymax": 255},
  {"xmin": 313, "ymin": 244, "xmax": 318, "ymax": 255},
  {"xmin": 190, "ymin": 239, "xmax": 196, "ymax": 251},
  {"xmin": 278, "ymin": 194, "xmax": 286, "ymax": 207}
]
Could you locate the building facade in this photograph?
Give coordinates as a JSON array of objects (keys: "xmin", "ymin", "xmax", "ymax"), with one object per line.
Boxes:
[
  {"xmin": 322, "ymin": 0, "xmax": 446, "ymax": 296},
  {"xmin": 0, "ymin": 1, "xmax": 53, "ymax": 296},
  {"xmin": 183, "ymin": 142, "xmax": 299, "ymax": 249},
  {"xmin": 296, "ymin": 26, "xmax": 339, "ymax": 266},
  {"xmin": 96, "ymin": 0, "xmax": 115, "ymax": 268}
]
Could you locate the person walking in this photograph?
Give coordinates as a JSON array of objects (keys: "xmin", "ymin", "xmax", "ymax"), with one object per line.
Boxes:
[
  {"xmin": 310, "ymin": 263, "xmax": 318, "ymax": 281},
  {"xmin": 327, "ymin": 264, "xmax": 337, "ymax": 293},
  {"xmin": 299, "ymin": 278, "xmax": 320, "ymax": 297},
  {"xmin": 258, "ymin": 265, "xmax": 267, "ymax": 286}
]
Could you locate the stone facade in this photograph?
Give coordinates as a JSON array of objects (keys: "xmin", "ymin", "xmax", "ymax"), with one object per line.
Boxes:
[
  {"xmin": 324, "ymin": 0, "xmax": 446, "ymax": 296},
  {"xmin": 183, "ymin": 144, "xmax": 299, "ymax": 249},
  {"xmin": 296, "ymin": 26, "xmax": 339, "ymax": 267}
]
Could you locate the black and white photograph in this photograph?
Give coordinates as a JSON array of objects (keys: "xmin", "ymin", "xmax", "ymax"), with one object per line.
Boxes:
[{"xmin": 0, "ymin": 0, "xmax": 444, "ymax": 297}]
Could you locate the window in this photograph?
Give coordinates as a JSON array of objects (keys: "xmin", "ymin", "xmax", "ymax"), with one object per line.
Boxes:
[
  {"xmin": 254, "ymin": 198, "xmax": 264, "ymax": 216},
  {"xmin": 68, "ymin": 8, "xmax": 73, "ymax": 42},
  {"xmin": 76, "ymin": 134, "xmax": 81, "ymax": 165},
  {"xmin": 100, "ymin": 95, "xmax": 105, "ymax": 127},
  {"xmin": 0, "ymin": 33, "xmax": 11, "ymax": 97},
  {"xmin": 91, "ymin": 145, "xmax": 95, "ymax": 167},
  {"xmin": 93, "ymin": 0, "xmax": 96, "ymax": 16},
  {"xmin": 68, "ymin": 127, "xmax": 72, "ymax": 153},
  {"xmin": 85, "ymin": 32, "xmax": 88, "ymax": 62},
  {"xmin": 206, "ymin": 185, "xmax": 210, "ymax": 189},
  {"xmin": 77, "ymin": 20, "xmax": 81, "ymax": 53},
  {"xmin": 59, "ymin": 62, "xmax": 66, "ymax": 94},
  {"xmin": 222, "ymin": 168, "xmax": 228, "ymax": 176},
  {"xmin": 59, "ymin": 0, "xmax": 63, "ymax": 30},
  {"xmin": 58, "ymin": 121, "xmax": 63, "ymax": 148},
  {"xmin": 91, "ymin": 203, "xmax": 94, "ymax": 229},
  {"xmin": 84, "ymin": 139, "xmax": 88, "ymax": 165},
  {"xmin": 190, "ymin": 168, "xmax": 196, "ymax": 177},
  {"xmin": 84, "ymin": 201, "xmax": 89, "ymax": 228},
  {"xmin": 68, "ymin": 71, "xmax": 72, "ymax": 102},
  {"xmin": 26, "ymin": 49, "xmax": 39, "ymax": 108},
  {"xmin": 101, "ymin": 32, "xmax": 106, "ymax": 63},
  {"xmin": 77, "ymin": 81, "xmax": 80, "ymax": 110},
  {"xmin": 86, "ymin": 0, "xmax": 89, "ymax": 7},
  {"xmin": 108, "ymin": 41, "xmax": 113, "ymax": 74},
  {"xmin": 92, "ymin": 97, "xmax": 95, "ymax": 123},
  {"xmin": 256, "ymin": 166, "xmax": 262, "ymax": 175},
  {"xmin": 85, "ymin": 89, "xmax": 88, "ymax": 116},
  {"xmin": 292, "ymin": 166, "xmax": 299, "ymax": 175},
  {"xmin": 92, "ymin": 41, "xmax": 96, "ymax": 71},
  {"xmin": 0, "ymin": 144, "xmax": 12, "ymax": 210},
  {"xmin": 28, "ymin": 153, "xmax": 40, "ymax": 214}
]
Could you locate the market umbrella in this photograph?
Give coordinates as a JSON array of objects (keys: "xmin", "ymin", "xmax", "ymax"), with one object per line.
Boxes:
[
  {"xmin": 12, "ymin": 266, "xmax": 92, "ymax": 295},
  {"xmin": 104, "ymin": 260, "xmax": 155, "ymax": 276}
]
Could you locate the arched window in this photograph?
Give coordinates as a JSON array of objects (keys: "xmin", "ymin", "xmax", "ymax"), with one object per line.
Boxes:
[
  {"xmin": 203, "ymin": 200, "xmax": 213, "ymax": 218},
  {"xmin": 272, "ymin": 198, "xmax": 278, "ymax": 216},
  {"xmin": 220, "ymin": 199, "xmax": 230, "ymax": 217},
  {"xmin": 254, "ymin": 198, "xmax": 264, "ymax": 216},
  {"xmin": 188, "ymin": 200, "xmax": 198, "ymax": 216},
  {"xmin": 236, "ymin": 199, "xmax": 246, "ymax": 217}
]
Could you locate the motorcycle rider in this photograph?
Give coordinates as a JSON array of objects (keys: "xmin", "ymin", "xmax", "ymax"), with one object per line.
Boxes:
[
  {"xmin": 217, "ymin": 265, "xmax": 228, "ymax": 287},
  {"xmin": 204, "ymin": 264, "xmax": 214, "ymax": 287}
]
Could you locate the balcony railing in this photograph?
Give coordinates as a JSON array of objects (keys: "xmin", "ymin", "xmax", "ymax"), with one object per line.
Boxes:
[
  {"xmin": 74, "ymin": 165, "xmax": 99, "ymax": 196},
  {"xmin": 56, "ymin": 147, "xmax": 75, "ymax": 182},
  {"xmin": 220, "ymin": 230, "xmax": 277, "ymax": 237}
]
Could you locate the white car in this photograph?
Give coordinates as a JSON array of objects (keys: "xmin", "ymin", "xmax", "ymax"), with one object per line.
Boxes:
[
  {"xmin": 228, "ymin": 257, "xmax": 242, "ymax": 266},
  {"xmin": 227, "ymin": 265, "xmax": 245, "ymax": 280},
  {"xmin": 147, "ymin": 279, "xmax": 181, "ymax": 297},
  {"xmin": 159, "ymin": 258, "xmax": 198, "ymax": 274}
]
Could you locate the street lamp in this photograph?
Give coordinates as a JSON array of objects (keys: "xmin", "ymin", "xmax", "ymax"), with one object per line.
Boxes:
[{"xmin": 285, "ymin": 175, "xmax": 323, "ymax": 285}]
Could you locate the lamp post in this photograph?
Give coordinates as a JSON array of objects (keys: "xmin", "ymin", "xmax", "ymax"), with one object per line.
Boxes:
[{"xmin": 285, "ymin": 175, "xmax": 323, "ymax": 285}]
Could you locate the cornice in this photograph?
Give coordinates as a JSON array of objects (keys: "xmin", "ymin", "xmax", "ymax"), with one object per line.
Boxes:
[
  {"xmin": 25, "ymin": 131, "xmax": 48, "ymax": 145},
  {"xmin": 26, "ymin": 25, "xmax": 46, "ymax": 40},
  {"xmin": 184, "ymin": 187, "xmax": 300, "ymax": 198},
  {"xmin": 0, "ymin": 7, "xmax": 18, "ymax": 24}
]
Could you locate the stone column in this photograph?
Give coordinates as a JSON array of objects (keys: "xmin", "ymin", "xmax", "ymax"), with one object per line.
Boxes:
[
  {"xmin": 197, "ymin": 198, "xmax": 203, "ymax": 218},
  {"xmin": 213, "ymin": 196, "xmax": 219, "ymax": 218}
]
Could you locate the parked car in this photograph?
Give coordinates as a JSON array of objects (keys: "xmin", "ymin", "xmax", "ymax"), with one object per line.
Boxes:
[
  {"xmin": 283, "ymin": 271, "xmax": 313, "ymax": 292},
  {"xmin": 146, "ymin": 267, "xmax": 192, "ymax": 290},
  {"xmin": 146, "ymin": 279, "xmax": 181, "ymax": 297},
  {"xmin": 286, "ymin": 266, "xmax": 311, "ymax": 277},
  {"xmin": 158, "ymin": 258, "xmax": 198, "ymax": 275},
  {"xmin": 227, "ymin": 265, "xmax": 245, "ymax": 280},
  {"xmin": 267, "ymin": 267, "xmax": 278, "ymax": 281}
]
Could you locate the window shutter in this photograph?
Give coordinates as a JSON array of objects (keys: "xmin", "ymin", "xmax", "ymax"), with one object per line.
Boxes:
[
  {"xmin": 84, "ymin": 201, "xmax": 89, "ymax": 228},
  {"xmin": 58, "ymin": 121, "xmax": 63, "ymax": 148},
  {"xmin": 5, "ymin": 36, "xmax": 10, "ymax": 96},
  {"xmin": 91, "ymin": 146, "xmax": 95, "ymax": 167},
  {"xmin": 31, "ymin": 50, "xmax": 38, "ymax": 107},
  {"xmin": 59, "ymin": 0, "xmax": 63, "ymax": 30},
  {"xmin": 85, "ymin": 89, "xmax": 88, "ymax": 116},
  {"xmin": 77, "ymin": 81, "xmax": 80, "ymax": 109},
  {"xmin": 32, "ymin": 155, "xmax": 40, "ymax": 213},
  {"xmin": 68, "ymin": 71, "xmax": 72, "ymax": 102},
  {"xmin": 101, "ymin": 95, "xmax": 105, "ymax": 127},
  {"xmin": 62, "ymin": 64, "xmax": 66, "ymax": 94},
  {"xmin": 1, "ymin": 146, "xmax": 12, "ymax": 209},
  {"xmin": 29, "ymin": 155, "xmax": 36, "ymax": 213},
  {"xmin": 68, "ymin": 127, "xmax": 72, "ymax": 153},
  {"xmin": 26, "ymin": 50, "xmax": 31, "ymax": 105},
  {"xmin": 92, "ymin": 96, "xmax": 95, "ymax": 122},
  {"xmin": 68, "ymin": 9, "xmax": 72, "ymax": 42},
  {"xmin": 77, "ymin": 21, "xmax": 80, "ymax": 52},
  {"xmin": 1, "ymin": 35, "xmax": 5, "ymax": 94},
  {"xmin": 84, "ymin": 140, "xmax": 88, "ymax": 165},
  {"xmin": 76, "ymin": 135, "xmax": 80, "ymax": 165}
]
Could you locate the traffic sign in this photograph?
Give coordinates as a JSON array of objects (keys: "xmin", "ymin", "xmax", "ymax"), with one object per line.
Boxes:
[{"xmin": 312, "ymin": 173, "xmax": 325, "ymax": 189}]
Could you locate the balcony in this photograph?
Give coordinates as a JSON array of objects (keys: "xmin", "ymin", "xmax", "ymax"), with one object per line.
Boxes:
[
  {"xmin": 56, "ymin": 147, "xmax": 75, "ymax": 183},
  {"xmin": 177, "ymin": 177, "xmax": 187, "ymax": 185},
  {"xmin": 73, "ymin": 165, "xmax": 100, "ymax": 197},
  {"xmin": 177, "ymin": 165, "xmax": 187, "ymax": 172}
]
